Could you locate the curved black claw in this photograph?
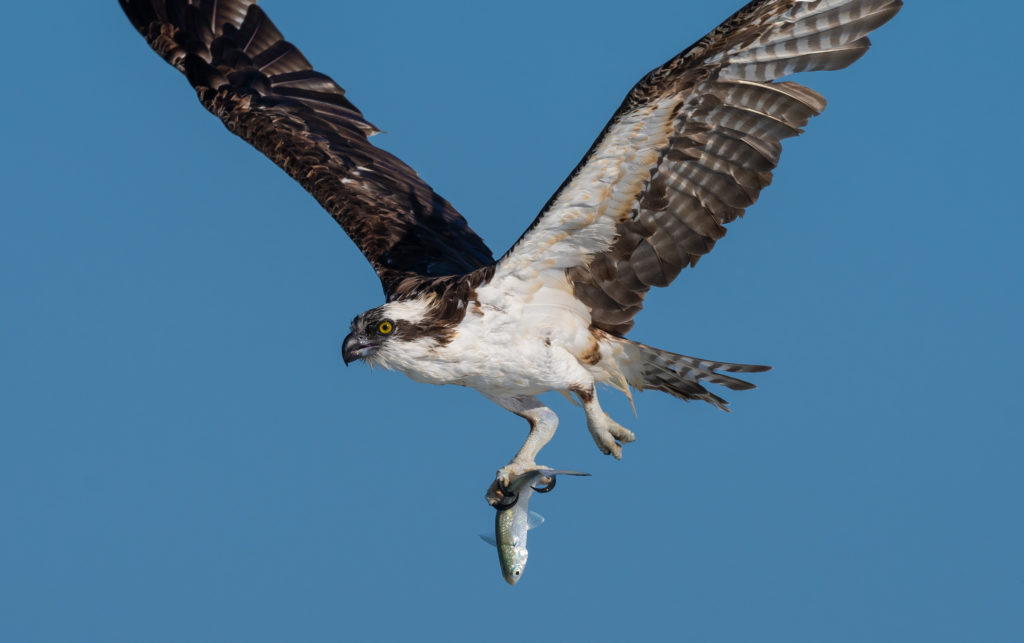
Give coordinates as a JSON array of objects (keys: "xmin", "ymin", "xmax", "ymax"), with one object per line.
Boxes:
[
  {"xmin": 531, "ymin": 475, "xmax": 557, "ymax": 493},
  {"xmin": 494, "ymin": 488, "xmax": 519, "ymax": 511}
]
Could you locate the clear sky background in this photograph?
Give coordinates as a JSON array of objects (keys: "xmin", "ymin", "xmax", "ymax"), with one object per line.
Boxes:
[{"xmin": 2, "ymin": 1, "xmax": 1021, "ymax": 641}]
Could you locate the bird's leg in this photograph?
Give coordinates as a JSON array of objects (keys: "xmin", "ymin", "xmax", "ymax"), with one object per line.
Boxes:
[
  {"xmin": 482, "ymin": 394, "xmax": 558, "ymax": 507},
  {"xmin": 572, "ymin": 385, "xmax": 635, "ymax": 459}
]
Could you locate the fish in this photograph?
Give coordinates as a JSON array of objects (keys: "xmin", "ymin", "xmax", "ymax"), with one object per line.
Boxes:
[{"xmin": 480, "ymin": 468, "xmax": 590, "ymax": 585}]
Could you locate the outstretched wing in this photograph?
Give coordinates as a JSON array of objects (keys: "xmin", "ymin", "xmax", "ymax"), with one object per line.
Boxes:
[
  {"xmin": 497, "ymin": 0, "xmax": 902, "ymax": 335},
  {"xmin": 120, "ymin": 0, "xmax": 494, "ymax": 299}
]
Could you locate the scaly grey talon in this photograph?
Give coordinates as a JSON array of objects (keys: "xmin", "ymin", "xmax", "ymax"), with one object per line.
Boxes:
[{"xmin": 488, "ymin": 462, "xmax": 551, "ymax": 507}]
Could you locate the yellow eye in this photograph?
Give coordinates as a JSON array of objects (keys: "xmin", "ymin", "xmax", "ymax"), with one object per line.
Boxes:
[{"xmin": 378, "ymin": 320, "xmax": 394, "ymax": 335}]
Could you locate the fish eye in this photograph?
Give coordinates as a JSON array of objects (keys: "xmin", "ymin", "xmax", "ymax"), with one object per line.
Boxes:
[{"xmin": 377, "ymin": 320, "xmax": 394, "ymax": 335}]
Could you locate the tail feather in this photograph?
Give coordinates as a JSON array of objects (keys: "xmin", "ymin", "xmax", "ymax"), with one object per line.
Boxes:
[{"xmin": 615, "ymin": 337, "xmax": 770, "ymax": 410}]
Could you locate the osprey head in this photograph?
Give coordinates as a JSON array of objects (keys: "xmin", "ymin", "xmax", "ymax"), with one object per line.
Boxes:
[{"xmin": 341, "ymin": 300, "xmax": 430, "ymax": 366}]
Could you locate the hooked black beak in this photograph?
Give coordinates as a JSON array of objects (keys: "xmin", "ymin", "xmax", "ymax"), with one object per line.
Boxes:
[{"xmin": 342, "ymin": 332, "xmax": 377, "ymax": 366}]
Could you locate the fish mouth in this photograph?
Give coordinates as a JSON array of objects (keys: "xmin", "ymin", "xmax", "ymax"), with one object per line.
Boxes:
[
  {"xmin": 342, "ymin": 333, "xmax": 379, "ymax": 365},
  {"xmin": 504, "ymin": 566, "xmax": 524, "ymax": 585}
]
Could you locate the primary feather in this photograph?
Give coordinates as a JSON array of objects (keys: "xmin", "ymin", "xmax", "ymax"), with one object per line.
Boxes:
[
  {"xmin": 120, "ymin": 0, "xmax": 494, "ymax": 300},
  {"xmin": 506, "ymin": 0, "xmax": 903, "ymax": 334}
]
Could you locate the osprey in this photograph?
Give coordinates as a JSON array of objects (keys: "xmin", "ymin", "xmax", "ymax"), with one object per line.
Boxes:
[{"xmin": 121, "ymin": 0, "xmax": 902, "ymax": 501}]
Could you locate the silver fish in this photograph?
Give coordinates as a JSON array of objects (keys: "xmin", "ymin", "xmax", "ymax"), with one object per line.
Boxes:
[{"xmin": 481, "ymin": 468, "xmax": 590, "ymax": 585}]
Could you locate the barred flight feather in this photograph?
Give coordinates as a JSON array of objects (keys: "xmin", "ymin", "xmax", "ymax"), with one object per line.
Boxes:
[{"xmin": 502, "ymin": 0, "xmax": 901, "ymax": 336}]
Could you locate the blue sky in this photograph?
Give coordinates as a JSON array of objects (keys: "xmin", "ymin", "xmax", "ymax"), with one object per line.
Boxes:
[{"xmin": 2, "ymin": 1, "xmax": 1022, "ymax": 641}]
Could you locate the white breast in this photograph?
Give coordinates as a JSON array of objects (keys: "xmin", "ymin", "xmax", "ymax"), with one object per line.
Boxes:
[{"xmin": 376, "ymin": 272, "xmax": 598, "ymax": 397}]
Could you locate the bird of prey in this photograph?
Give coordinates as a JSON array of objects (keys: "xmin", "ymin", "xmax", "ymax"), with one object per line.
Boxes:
[{"xmin": 120, "ymin": 0, "xmax": 902, "ymax": 501}]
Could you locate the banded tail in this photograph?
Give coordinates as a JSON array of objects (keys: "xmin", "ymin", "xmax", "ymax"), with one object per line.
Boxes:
[{"xmin": 617, "ymin": 337, "xmax": 771, "ymax": 410}]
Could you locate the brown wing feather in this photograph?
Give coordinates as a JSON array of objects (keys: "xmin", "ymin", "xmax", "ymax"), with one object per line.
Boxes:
[
  {"xmin": 120, "ymin": 0, "xmax": 494, "ymax": 300},
  {"xmin": 535, "ymin": 0, "xmax": 902, "ymax": 335}
]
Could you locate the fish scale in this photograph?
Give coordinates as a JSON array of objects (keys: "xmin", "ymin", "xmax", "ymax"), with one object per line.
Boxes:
[{"xmin": 482, "ymin": 468, "xmax": 590, "ymax": 585}]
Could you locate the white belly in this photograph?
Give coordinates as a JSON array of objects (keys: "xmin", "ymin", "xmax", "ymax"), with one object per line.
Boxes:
[{"xmin": 376, "ymin": 273, "xmax": 598, "ymax": 396}]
